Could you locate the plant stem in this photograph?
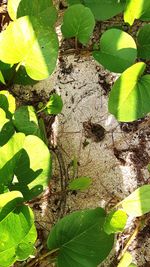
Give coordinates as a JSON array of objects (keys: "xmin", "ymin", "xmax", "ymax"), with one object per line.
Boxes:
[
  {"xmin": 25, "ymin": 248, "xmax": 59, "ymax": 267},
  {"xmin": 117, "ymin": 220, "xmax": 142, "ymax": 260}
]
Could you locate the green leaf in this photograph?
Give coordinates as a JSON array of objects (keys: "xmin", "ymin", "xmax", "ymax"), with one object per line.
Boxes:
[
  {"xmin": 0, "ymin": 16, "xmax": 59, "ymax": 80},
  {"xmin": 0, "ymin": 191, "xmax": 23, "ymax": 210},
  {"xmin": 117, "ymin": 252, "xmax": 132, "ymax": 267},
  {"xmin": 0, "ymin": 133, "xmax": 25, "ymax": 193},
  {"xmin": 67, "ymin": 0, "xmax": 83, "ymax": 5},
  {"xmin": 137, "ymin": 24, "xmax": 150, "ymax": 60},
  {"xmin": 61, "ymin": 4, "xmax": 95, "ymax": 45},
  {"xmin": 0, "ymin": 72, "xmax": 5, "ymax": 85},
  {"xmin": 8, "ymin": 0, "xmax": 52, "ymax": 20},
  {"xmin": 13, "ymin": 106, "xmax": 41, "ymax": 137},
  {"xmin": 148, "ymin": 164, "xmax": 150, "ymax": 172},
  {"xmin": 47, "ymin": 208, "xmax": 114, "ymax": 267},
  {"xmin": 0, "ymin": 204, "xmax": 37, "ymax": 267},
  {"xmin": 108, "ymin": 62, "xmax": 150, "ymax": 122},
  {"xmin": 44, "ymin": 93, "xmax": 63, "ymax": 115},
  {"xmin": 0, "ymin": 90, "xmax": 16, "ymax": 119},
  {"xmin": 16, "ymin": 242, "xmax": 36, "ymax": 261},
  {"xmin": 13, "ymin": 66, "xmax": 38, "ymax": 85},
  {"xmin": 93, "ymin": 29, "xmax": 137, "ymax": 73},
  {"xmin": 68, "ymin": 176, "xmax": 92, "ymax": 191},
  {"xmin": 121, "ymin": 185, "xmax": 150, "ymax": 216},
  {"xmin": 84, "ymin": 0, "xmax": 125, "ymax": 21},
  {"xmin": 104, "ymin": 210, "xmax": 127, "ymax": 235},
  {"xmin": 124, "ymin": 0, "xmax": 150, "ymax": 25},
  {"xmin": 0, "ymin": 108, "xmax": 15, "ymax": 146},
  {"xmin": 13, "ymin": 135, "xmax": 52, "ymax": 200}
]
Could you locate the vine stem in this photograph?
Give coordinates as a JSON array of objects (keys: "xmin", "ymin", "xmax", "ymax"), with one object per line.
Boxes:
[
  {"xmin": 25, "ymin": 248, "xmax": 59, "ymax": 267},
  {"xmin": 117, "ymin": 220, "xmax": 142, "ymax": 260}
]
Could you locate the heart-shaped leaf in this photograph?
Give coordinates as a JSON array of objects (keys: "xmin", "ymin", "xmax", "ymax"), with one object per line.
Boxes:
[
  {"xmin": 68, "ymin": 176, "xmax": 92, "ymax": 191},
  {"xmin": 84, "ymin": 0, "xmax": 125, "ymax": 21},
  {"xmin": 124, "ymin": 0, "xmax": 150, "ymax": 25},
  {"xmin": 108, "ymin": 62, "xmax": 150, "ymax": 122},
  {"xmin": 0, "ymin": 202, "xmax": 37, "ymax": 267},
  {"xmin": 93, "ymin": 29, "xmax": 137, "ymax": 73},
  {"xmin": 104, "ymin": 210, "xmax": 127, "ymax": 235},
  {"xmin": 0, "ymin": 16, "xmax": 59, "ymax": 80},
  {"xmin": 137, "ymin": 24, "xmax": 150, "ymax": 60},
  {"xmin": 13, "ymin": 106, "xmax": 41, "ymax": 137},
  {"xmin": 121, "ymin": 185, "xmax": 150, "ymax": 216},
  {"xmin": 61, "ymin": 4, "xmax": 95, "ymax": 45},
  {"xmin": 47, "ymin": 208, "xmax": 114, "ymax": 267}
]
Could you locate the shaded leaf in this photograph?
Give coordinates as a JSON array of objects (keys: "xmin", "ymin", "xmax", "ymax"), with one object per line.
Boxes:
[
  {"xmin": 104, "ymin": 209, "xmax": 127, "ymax": 235},
  {"xmin": 121, "ymin": 185, "xmax": 150, "ymax": 216},
  {"xmin": 137, "ymin": 24, "xmax": 150, "ymax": 60},
  {"xmin": 68, "ymin": 176, "xmax": 92, "ymax": 191},
  {"xmin": 0, "ymin": 108, "xmax": 15, "ymax": 146},
  {"xmin": 84, "ymin": 0, "xmax": 125, "ymax": 21},
  {"xmin": 47, "ymin": 208, "xmax": 114, "ymax": 267},
  {"xmin": 44, "ymin": 93, "xmax": 63, "ymax": 115},
  {"xmin": 108, "ymin": 62, "xmax": 150, "ymax": 122},
  {"xmin": 93, "ymin": 29, "xmax": 137, "ymax": 73},
  {"xmin": 13, "ymin": 106, "xmax": 41, "ymax": 137},
  {"xmin": 61, "ymin": 4, "xmax": 95, "ymax": 45}
]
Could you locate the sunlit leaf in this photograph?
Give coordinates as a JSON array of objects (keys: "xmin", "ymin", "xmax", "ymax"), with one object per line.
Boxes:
[
  {"xmin": 108, "ymin": 62, "xmax": 150, "ymax": 122},
  {"xmin": 124, "ymin": 0, "xmax": 150, "ymax": 25},
  {"xmin": 0, "ymin": 16, "xmax": 59, "ymax": 80},
  {"xmin": 93, "ymin": 29, "xmax": 137, "ymax": 73},
  {"xmin": 104, "ymin": 210, "xmax": 127, "ymax": 234},
  {"xmin": 121, "ymin": 185, "xmax": 150, "ymax": 216},
  {"xmin": 0, "ymin": 90, "xmax": 16, "ymax": 118},
  {"xmin": 0, "ymin": 203, "xmax": 37, "ymax": 266},
  {"xmin": 117, "ymin": 252, "xmax": 132, "ymax": 267}
]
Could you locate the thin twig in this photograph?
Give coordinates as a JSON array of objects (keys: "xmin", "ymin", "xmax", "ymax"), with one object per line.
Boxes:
[
  {"xmin": 25, "ymin": 248, "xmax": 59, "ymax": 267},
  {"xmin": 117, "ymin": 220, "xmax": 142, "ymax": 260}
]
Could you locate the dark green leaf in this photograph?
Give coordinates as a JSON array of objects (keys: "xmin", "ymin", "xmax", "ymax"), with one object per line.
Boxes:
[
  {"xmin": 0, "ymin": 108, "xmax": 15, "ymax": 146},
  {"xmin": 47, "ymin": 208, "xmax": 114, "ymax": 267},
  {"xmin": 93, "ymin": 29, "xmax": 137, "ymax": 73},
  {"xmin": 61, "ymin": 4, "xmax": 95, "ymax": 45},
  {"xmin": 44, "ymin": 93, "xmax": 63, "ymax": 115},
  {"xmin": 84, "ymin": 0, "xmax": 125, "ymax": 21},
  {"xmin": 13, "ymin": 106, "xmax": 41, "ymax": 137},
  {"xmin": 137, "ymin": 24, "xmax": 150, "ymax": 60}
]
